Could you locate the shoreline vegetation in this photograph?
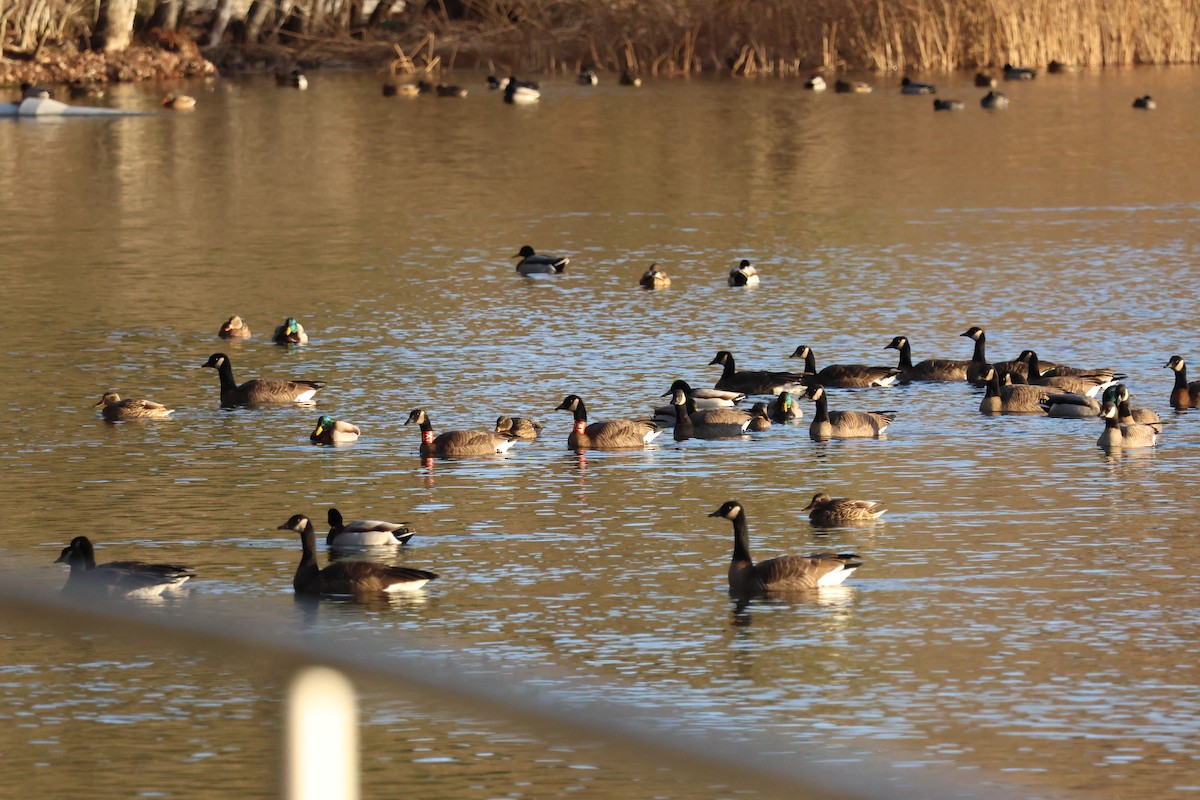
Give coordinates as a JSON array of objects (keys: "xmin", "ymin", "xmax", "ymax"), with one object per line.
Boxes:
[{"xmin": 3, "ymin": 0, "xmax": 1199, "ymax": 89}]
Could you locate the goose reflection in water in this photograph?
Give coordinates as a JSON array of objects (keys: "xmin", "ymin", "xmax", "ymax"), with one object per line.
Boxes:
[{"xmin": 731, "ymin": 585, "xmax": 857, "ymax": 626}]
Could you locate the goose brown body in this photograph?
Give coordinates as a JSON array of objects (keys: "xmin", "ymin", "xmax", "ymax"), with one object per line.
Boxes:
[
  {"xmin": 885, "ymin": 336, "xmax": 969, "ymax": 382},
  {"xmin": 979, "ymin": 366, "xmax": 1049, "ymax": 413},
  {"xmin": 406, "ymin": 409, "xmax": 516, "ymax": 456},
  {"xmin": 805, "ymin": 385, "xmax": 894, "ymax": 439},
  {"xmin": 1166, "ymin": 356, "xmax": 1200, "ymax": 409},
  {"xmin": 218, "ymin": 315, "xmax": 252, "ymax": 339},
  {"xmin": 665, "ymin": 389, "xmax": 752, "ymax": 440},
  {"xmin": 1023, "ymin": 351, "xmax": 1116, "ymax": 397},
  {"xmin": 1097, "ymin": 403, "xmax": 1157, "ymax": 449},
  {"xmin": 1105, "ymin": 384, "xmax": 1161, "ymax": 428},
  {"xmin": 55, "ymin": 536, "xmax": 193, "ymax": 598},
  {"xmin": 790, "ymin": 345, "xmax": 901, "ymax": 388},
  {"xmin": 709, "ymin": 350, "xmax": 805, "ymax": 396},
  {"xmin": 802, "ymin": 492, "xmax": 887, "ymax": 525},
  {"xmin": 203, "ymin": 353, "xmax": 323, "ymax": 405},
  {"xmin": 279, "ymin": 514, "xmax": 435, "ymax": 594},
  {"xmin": 555, "ymin": 395, "xmax": 661, "ymax": 449},
  {"xmin": 95, "ymin": 392, "xmax": 174, "ymax": 420}
]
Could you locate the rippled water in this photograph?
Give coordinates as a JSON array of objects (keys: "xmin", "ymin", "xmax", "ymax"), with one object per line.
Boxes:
[{"xmin": 2, "ymin": 67, "xmax": 1199, "ymax": 797}]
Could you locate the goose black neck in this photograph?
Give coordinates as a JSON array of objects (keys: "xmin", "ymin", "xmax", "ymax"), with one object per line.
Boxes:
[
  {"xmin": 673, "ymin": 399, "xmax": 693, "ymax": 441},
  {"xmin": 1103, "ymin": 411, "xmax": 1119, "ymax": 430},
  {"xmin": 214, "ymin": 358, "xmax": 238, "ymax": 391},
  {"xmin": 730, "ymin": 511, "xmax": 753, "ymax": 565},
  {"xmin": 1118, "ymin": 399, "xmax": 1135, "ymax": 421},
  {"xmin": 984, "ymin": 370, "xmax": 1000, "ymax": 398},
  {"xmin": 801, "ymin": 351, "xmax": 818, "ymax": 373},
  {"xmin": 1174, "ymin": 363, "xmax": 1189, "ymax": 389},
  {"xmin": 811, "ymin": 391, "xmax": 829, "ymax": 423},
  {"xmin": 971, "ymin": 332, "xmax": 986, "ymax": 364},
  {"xmin": 1026, "ymin": 352, "xmax": 1045, "ymax": 380},
  {"xmin": 896, "ymin": 341, "xmax": 914, "ymax": 370},
  {"xmin": 720, "ymin": 355, "xmax": 737, "ymax": 382},
  {"xmin": 417, "ymin": 416, "xmax": 433, "ymax": 434},
  {"xmin": 571, "ymin": 399, "xmax": 588, "ymax": 423}
]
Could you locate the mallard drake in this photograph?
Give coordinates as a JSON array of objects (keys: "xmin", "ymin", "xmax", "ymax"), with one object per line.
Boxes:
[
  {"xmin": 1040, "ymin": 391, "xmax": 1100, "ymax": 418},
  {"xmin": 1003, "ymin": 63, "xmax": 1037, "ymax": 80},
  {"xmin": 789, "ymin": 345, "xmax": 901, "ymax": 388},
  {"xmin": 578, "ymin": 69, "xmax": 599, "ymax": 85},
  {"xmin": 664, "ymin": 387, "xmax": 751, "ymax": 440},
  {"xmin": 639, "ymin": 262, "xmax": 671, "ymax": 289},
  {"xmin": 885, "ymin": 336, "xmax": 969, "ymax": 382},
  {"xmin": 1133, "ymin": 95, "xmax": 1156, "ymax": 110},
  {"xmin": 834, "ymin": 80, "xmax": 872, "ymax": 93},
  {"xmin": 406, "ymin": 409, "xmax": 517, "ymax": 456},
  {"xmin": 1104, "ymin": 384, "xmax": 1161, "ymax": 428},
  {"xmin": 709, "ymin": 500, "xmax": 863, "ymax": 594},
  {"xmin": 202, "ymin": 353, "xmax": 323, "ymax": 405},
  {"xmin": 710, "ymin": 350, "xmax": 805, "ymax": 396},
  {"xmin": 978, "ymin": 366, "xmax": 1049, "ymax": 414},
  {"xmin": 747, "ymin": 403, "xmax": 772, "ymax": 431},
  {"xmin": 1165, "ymin": 355, "xmax": 1200, "ymax": 409},
  {"xmin": 310, "ymin": 415, "xmax": 360, "ymax": 444},
  {"xmin": 382, "ymin": 82, "xmax": 420, "ymax": 97},
  {"xmin": 802, "ymin": 492, "xmax": 887, "ymax": 526},
  {"xmin": 95, "ymin": 391, "xmax": 174, "ymax": 421},
  {"xmin": 161, "ymin": 92, "xmax": 196, "ymax": 110},
  {"xmin": 486, "ymin": 75, "xmax": 509, "ymax": 90},
  {"xmin": 494, "ymin": 415, "xmax": 543, "ymax": 439},
  {"xmin": 975, "ymin": 72, "xmax": 997, "ymax": 87},
  {"xmin": 277, "ymin": 68, "xmax": 308, "ymax": 89},
  {"xmin": 504, "ymin": 79, "xmax": 540, "ymax": 105},
  {"xmin": 1024, "ymin": 351, "xmax": 1116, "ymax": 397},
  {"xmin": 272, "ymin": 317, "xmax": 308, "ymax": 345},
  {"xmin": 961, "ymin": 327, "xmax": 1028, "ymax": 385},
  {"xmin": 278, "ymin": 514, "xmax": 435, "ymax": 595},
  {"xmin": 56, "ymin": 536, "xmax": 193, "ymax": 599},
  {"xmin": 218, "ymin": 314, "xmax": 252, "ymax": 339},
  {"xmin": 436, "ymin": 84, "xmax": 467, "ymax": 98},
  {"xmin": 901, "ymin": 77, "xmax": 936, "ymax": 95},
  {"xmin": 619, "ymin": 70, "xmax": 641, "ymax": 87},
  {"xmin": 767, "ymin": 390, "xmax": 801, "ymax": 422},
  {"xmin": 326, "ymin": 508, "xmax": 413, "ymax": 547},
  {"xmin": 805, "ymin": 384, "xmax": 894, "ymax": 439},
  {"xmin": 653, "ymin": 379, "xmax": 745, "ymax": 427},
  {"xmin": 728, "ymin": 259, "xmax": 759, "ymax": 286},
  {"xmin": 804, "ymin": 75, "xmax": 827, "ymax": 91},
  {"xmin": 514, "ymin": 245, "xmax": 567, "ymax": 274},
  {"xmin": 933, "ymin": 99, "xmax": 965, "ymax": 111},
  {"xmin": 981, "ymin": 90, "xmax": 1009, "ymax": 109},
  {"xmin": 1097, "ymin": 403, "xmax": 1157, "ymax": 449},
  {"xmin": 20, "ymin": 82, "xmax": 52, "ymax": 99},
  {"xmin": 555, "ymin": 394, "xmax": 661, "ymax": 449}
]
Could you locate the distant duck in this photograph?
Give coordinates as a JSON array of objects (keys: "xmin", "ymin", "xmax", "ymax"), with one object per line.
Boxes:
[
  {"xmin": 310, "ymin": 415, "xmax": 360, "ymax": 445},
  {"xmin": 504, "ymin": 78, "xmax": 540, "ymax": 105},
  {"xmin": 272, "ymin": 317, "xmax": 308, "ymax": 345},
  {"xmin": 975, "ymin": 72, "xmax": 997, "ymax": 87},
  {"xmin": 639, "ymin": 262, "xmax": 671, "ymax": 289},
  {"xmin": 1047, "ymin": 60, "xmax": 1078, "ymax": 73},
  {"xmin": 901, "ymin": 76, "xmax": 936, "ymax": 94},
  {"xmin": 95, "ymin": 391, "xmax": 174, "ymax": 421},
  {"xmin": 802, "ymin": 492, "xmax": 887, "ymax": 526},
  {"xmin": 1165, "ymin": 355, "xmax": 1200, "ymax": 409},
  {"xmin": 709, "ymin": 350, "xmax": 805, "ymax": 396},
  {"xmin": 416, "ymin": 81, "xmax": 435, "ymax": 94},
  {"xmin": 1132, "ymin": 95, "xmax": 1156, "ymax": 110},
  {"xmin": 555, "ymin": 394, "xmax": 661, "ymax": 450},
  {"xmin": 436, "ymin": 84, "xmax": 468, "ymax": 98},
  {"xmin": 1003, "ymin": 63, "xmax": 1037, "ymax": 80},
  {"xmin": 20, "ymin": 82, "xmax": 52, "ymax": 99},
  {"xmin": 747, "ymin": 403, "xmax": 772, "ymax": 431},
  {"xmin": 708, "ymin": 500, "xmax": 863, "ymax": 595},
  {"xmin": 663, "ymin": 387, "xmax": 752, "ymax": 440},
  {"xmin": 514, "ymin": 244, "xmax": 568, "ymax": 274},
  {"xmin": 278, "ymin": 68, "xmax": 308, "ymax": 89},
  {"xmin": 981, "ymin": 90, "xmax": 1009, "ymax": 109},
  {"xmin": 804, "ymin": 75, "xmax": 827, "ymax": 91},
  {"xmin": 789, "ymin": 345, "xmax": 901, "ymax": 388},
  {"xmin": 494, "ymin": 415, "xmax": 543, "ymax": 439},
  {"xmin": 1103, "ymin": 384, "xmax": 1162, "ymax": 428},
  {"xmin": 577, "ymin": 69, "xmax": 599, "ymax": 85},
  {"xmin": 884, "ymin": 336, "xmax": 969, "ymax": 382},
  {"xmin": 978, "ymin": 366, "xmax": 1049, "ymax": 414},
  {"xmin": 161, "ymin": 92, "xmax": 196, "ymax": 110},
  {"xmin": 619, "ymin": 70, "xmax": 642, "ymax": 87},
  {"xmin": 1039, "ymin": 391, "xmax": 1100, "ymax": 418},
  {"xmin": 218, "ymin": 314, "xmax": 252, "ymax": 339},
  {"xmin": 405, "ymin": 408, "xmax": 517, "ymax": 457},
  {"xmin": 834, "ymin": 79, "xmax": 872, "ymax": 93},
  {"xmin": 202, "ymin": 352, "xmax": 323, "ymax": 405},
  {"xmin": 326, "ymin": 508, "xmax": 413, "ymax": 547},
  {"xmin": 728, "ymin": 259, "xmax": 759, "ymax": 287},
  {"xmin": 804, "ymin": 384, "xmax": 894, "ymax": 440},
  {"xmin": 1097, "ymin": 402, "xmax": 1157, "ymax": 449},
  {"xmin": 69, "ymin": 80, "xmax": 105, "ymax": 99},
  {"xmin": 933, "ymin": 98, "xmax": 965, "ymax": 111},
  {"xmin": 278, "ymin": 514, "xmax": 436, "ymax": 595},
  {"xmin": 486, "ymin": 75, "xmax": 508, "ymax": 90},
  {"xmin": 382, "ymin": 82, "xmax": 420, "ymax": 97},
  {"xmin": 56, "ymin": 536, "xmax": 193, "ymax": 599}
]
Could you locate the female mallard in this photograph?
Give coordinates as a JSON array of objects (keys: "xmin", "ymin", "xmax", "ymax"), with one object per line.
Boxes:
[
  {"xmin": 805, "ymin": 384, "xmax": 894, "ymax": 439},
  {"xmin": 494, "ymin": 415, "xmax": 543, "ymax": 439},
  {"xmin": 405, "ymin": 409, "xmax": 517, "ymax": 456},
  {"xmin": 310, "ymin": 415, "xmax": 360, "ymax": 444},
  {"xmin": 979, "ymin": 366, "xmax": 1049, "ymax": 414},
  {"xmin": 709, "ymin": 350, "xmax": 805, "ymax": 396},
  {"xmin": 728, "ymin": 259, "xmax": 759, "ymax": 287},
  {"xmin": 884, "ymin": 336, "xmax": 969, "ymax": 382},
  {"xmin": 56, "ymin": 536, "xmax": 193, "ymax": 599},
  {"xmin": 202, "ymin": 352, "xmax": 323, "ymax": 405},
  {"xmin": 802, "ymin": 492, "xmax": 887, "ymax": 526},
  {"xmin": 513, "ymin": 245, "xmax": 567, "ymax": 274},
  {"xmin": 218, "ymin": 315, "xmax": 252, "ymax": 339},
  {"xmin": 709, "ymin": 500, "xmax": 863, "ymax": 594},
  {"xmin": 278, "ymin": 514, "xmax": 435, "ymax": 595},
  {"xmin": 1097, "ymin": 402, "xmax": 1157, "ymax": 449},
  {"xmin": 555, "ymin": 395, "xmax": 661, "ymax": 450},
  {"xmin": 1165, "ymin": 355, "xmax": 1200, "ymax": 409},
  {"xmin": 639, "ymin": 262, "xmax": 671, "ymax": 290},
  {"xmin": 326, "ymin": 508, "xmax": 413, "ymax": 547},
  {"xmin": 901, "ymin": 77, "xmax": 936, "ymax": 95},
  {"xmin": 273, "ymin": 317, "xmax": 308, "ymax": 345},
  {"xmin": 95, "ymin": 392, "xmax": 174, "ymax": 421},
  {"xmin": 789, "ymin": 345, "xmax": 901, "ymax": 388}
]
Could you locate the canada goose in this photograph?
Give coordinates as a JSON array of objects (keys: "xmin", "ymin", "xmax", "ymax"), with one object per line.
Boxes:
[
  {"xmin": 834, "ymin": 80, "xmax": 872, "ymax": 93},
  {"xmin": 218, "ymin": 314, "xmax": 252, "ymax": 339},
  {"xmin": 1024, "ymin": 351, "xmax": 1116, "ymax": 397},
  {"xmin": 382, "ymin": 82, "xmax": 420, "ymax": 97},
  {"xmin": 1165, "ymin": 355, "xmax": 1200, "ymax": 409},
  {"xmin": 708, "ymin": 500, "xmax": 863, "ymax": 594},
  {"xmin": 961, "ymin": 327, "xmax": 1028, "ymax": 385},
  {"xmin": 504, "ymin": 79, "xmax": 540, "ymax": 105},
  {"xmin": 555, "ymin": 394, "xmax": 661, "ymax": 449},
  {"xmin": 578, "ymin": 69, "xmax": 599, "ymax": 85},
  {"xmin": 805, "ymin": 384, "xmax": 895, "ymax": 439},
  {"xmin": 514, "ymin": 245, "xmax": 567, "ymax": 274},
  {"xmin": 901, "ymin": 77, "xmax": 936, "ymax": 95},
  {"xmin": 1003, "ymin": 63, "xmax": 1037, "ymax": 80},
  {"xmin": 804, "ymin": 75, "xmax": 826, "ymax": 91},
  {"xmin": 709, "ymin": 350, "xmax": 805, "ymax": 396},
  {"xmin": 933, "ymin": 99, "xmax": 965, "ymax": 111},
  {"xmin": 619, "ymin": 70, "xmax": 641, "ymax": 87},
  {"xmin": 884, "ymin": 336, "xmax": 969, "ymax": 382},
  {"xmin": 728, "ymin": 259, "xmax": 759, "ymax": 287},
  {"xmin": 326, "ymin": 508, "xmax": 413, "ymax": 547},
  {"xmin": 747, "ymin": 403, "xmax": 772, "ymax": 431},
  {"xmin": 494, "ymin": 415, "xmax": 543, "ymax": 439},
  {"xmin": 56, "ymin": 536, "xmax": 193, "ymax": 599},
  {"xmin": 1132, "ymin": 95, "xmax": 1156, "ymax": 110},
  {"xmin": 789, "ymin": 345, "xmax": 901, "ymax": 388},
  {"xmin": 1040, "ymin": 391, "xmax": 1099, "ymax": 418},
  {"xmin": 975, "ymin": 72, "xmax": 997, "ymax": 87},
  {"xmin": 981, "ymin": 90, "xmax": 1009, "ymax": 109},
  {"xmin": 802, "ymin": 492, "xmax": 887, "ymax": 526},
  {"xmin": 202, "ymin": 352, "xmax": 323, "ymax": 405},
  {"xmin": 278, "ymin": 514, "xmax": 436, "ymax": 595},
  {"xmin": 436, "ymin": 84, "xmax": 467, "ymax": 98},
  {"xmin": 653, "ymin": 380, "xmax": 745, "ymax": 427},
  {"xmin": 1016, "ymin": 349, "xmax": 1118, "ymax": 380},
  {"xmin": 95, "ymin": 391, "xmax": 174, "ymax": 421},
  {"xmin": 277, "ymin": 68, "xmax": 308, "ymax": 89},
  {"xmin": 272, "ymin": 317, "xmax": 308, "ymax": 345},
  {"xmin": 1104, "ymin": 384, "xmax": 1162, "ymax": 428},
  {"xmin": 405, "ymin": 408, "xmax": 516, "ymax": 456},
  {"xmin": 664, "ymin": 387, "xmax": 752, "ymax": 440},
  {"xmin": 979, "ymin": 366, "xmax": 1049, "ymax": 413},
  {"xmin": 767, "ymin": 390, "xmax": 801, "ymax": 423},
  {"xmin": 639, "ymin": 262, "xmax": 671, "ymax": 289},
  {"xmin": 1097, "ymin": 403, "xmax": 1157, "ymax": 449},
  {"xmin": 161, "ymin": 92, "xmax": 196, "ymax": 110},
  {"xmin": 310, "ymin": 415, "xmax": 360, "ymax": 444}
]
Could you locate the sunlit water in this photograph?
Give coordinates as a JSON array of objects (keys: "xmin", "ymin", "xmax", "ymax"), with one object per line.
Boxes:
[{"xmin": 2, "ymin": 67, "xmax": 1199, "ymax": 798}]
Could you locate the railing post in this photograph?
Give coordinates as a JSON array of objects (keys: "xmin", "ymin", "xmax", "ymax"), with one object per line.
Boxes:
[{"xmin": 286, "ymin": 666, "xmax": 359, "ymax": 800}]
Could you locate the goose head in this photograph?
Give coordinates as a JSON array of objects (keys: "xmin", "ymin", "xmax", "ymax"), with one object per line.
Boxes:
[
  {"xmin": 555, "ymin": 395, "xmax": 583, "ymax": 412},
  {"xmin": 709, "ymin": 351, "xmax": 734, "ymax": 367},
  {"xmin": 804, "ymin": 384, "xmax": 826, "ymax": 401},
  {"xmin": 884, "ymin": 336, "xmax": 908, "ymax": 351},
  {"xmin": 708, "ymin": 500, "xmax": 744, "ymax": 520},
  {"xmin": 404, "ymin": 409, "xmax": 429, "ymax": 426},
  {"xmin": 1165, "ymin": 355, "xmax": 1186, "ymax": 372},
  {"xmin": 203, "ymin": 353, "xmax": 228, "ymax": 370},
  {"xmin": 961, "ymin": 326, "xmax": 984, "ymax": 341},
  {"xmin": 789, "ymin": 345, "xmax": 812, "ymax": 359},
  {"xmin": 662, "ymin": 379, "xmax": 695, "ymax": 398},
  {"xmin": 278, "ymin": 514, "xmax": 311, "ymax": 534}
]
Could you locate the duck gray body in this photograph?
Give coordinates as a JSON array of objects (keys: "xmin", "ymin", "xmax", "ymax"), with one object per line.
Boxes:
[
  {"xmin": 326, "ymin": 508, "xmax": 414, "ymax": 547},
  {"xmin": 514, "ymin": 245, "xmax": 567, "ymax": 274}
]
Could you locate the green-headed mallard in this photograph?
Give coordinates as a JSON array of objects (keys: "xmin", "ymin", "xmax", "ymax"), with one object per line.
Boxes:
[
  {"xmin": 310, "ymin": 415, "xmax": 360, "ymax": 444},
  {"xmin": 272, "ymin": 317, "xmax": 308, "ymax": 345}
]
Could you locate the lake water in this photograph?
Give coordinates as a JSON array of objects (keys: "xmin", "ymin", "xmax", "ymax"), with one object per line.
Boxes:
[{"xmin": 2, "ymin": 67, "xmax": 1199, "ymax": 798}]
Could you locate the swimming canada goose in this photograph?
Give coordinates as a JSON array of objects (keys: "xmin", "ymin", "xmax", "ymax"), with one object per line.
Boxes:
[
  {"xmin": 161, "ymin": 92, "xmax": 196, "ymax": 110},
  {"xmin": 56, "ymin": 536, "xmax": 193, "ymax": 599},
  {"xmin": 277, "ymin": 68, "xmax": 308, "ymax": 89},
  {"xmin": 1096, "ymin": 403, "xmax": 1157, "ymax": 449},
  {"xmin": 884, "ymin": 336, "xmax": 969, "ymax": 382},
  {"xmin": 975, "ymin": 72, "xmax": 997, "ymax": 87},
  {"xmin": 504, "ymin": 79, "xmax": 540, "ymax": 104},
  {"xmin": 1003, "ymin": 63, "xmax": 1037, "ymax": 80},
  {"xmin": 405, "ymin": 408, "xmax": 517, "ymax": 456},
  {"xmin": 981, "ymin": 90, "xmax": 1009, "ymax": 109},
  {"xmin": 310, "ymin": 415, "xmax": 360, "ymax": 444},
  {"xmin": 834, "ymin": 80, "xmax": 872, "ymax": 93},
  {"xmin": 708, "ymin": 500, "xmax": 863, "ymax": 594},
  {"xmin": 272, "ymin": 317, "xmax": 308, "ymax": 345},
  {"xmin": 979, "ymin": 366, "xmax": 1049, "ymax": 413},
  {"xmin": 961, "ymin": 327, "xmax": 1029, "ymax": 385},
  {"xmin": 382, "ymin": 82, "xmax": 420, "ymax": 97},
  {"xmin": 202, "ymin": 352, "xmax": 323, "ymax": 405},
  {"xmin": 1165, "ymin": 355, "xmax": 1200, "ymax": 409},
  {"xmin": 653, "ymin": 380, "xmax": 745, "ymax": 427},
  {"xmin": 767, "ymin": 390, "xmax": 802, "ymax": 422},
  {"xmin": 728, "ymin": 259, "xmax": 759, "ymax": 287},
  {"xmin": 1023, "ymin": 351, "xmax": 1116, "ymax": 397},
  {"xmin": 555, "ymin": 394, "xmax": 662, "ymax": 449},
  {"xmin": 1104, "ymin": 384, "xmax": 1162, "ymax": 428},
  {"xmin": 802, "ymin": 492, "xmax": 887, "ymax": 526},
  {"xmin": 709, "ymin": 350, "xmax": 805, "ymax": 396},
  {"xmin": 1132, "ymin": 95, "xmax": 1156, "ymax": 110},
  {"xmin": 494, "ymin": 415, "xmax": 543, "ymax": 439},
  {"xmin": 933, "ymin": 99, "xmax": 965, "ymax": 111},
  {"xmin": 278, "ymin": 514, "xmax": 436, "ymax": 595},
  {"xmin": 901, "ymin": 77, "xmax": 936, "ymax": 94},
  {"xmin": 436, "ymin": 84, "xmax": 467, "ymax": 98},
  {"xmin": 664, "ymin": 387, "xmax": 752, "ymax": 440},
  {"xmin": 804, "ymin": 75, "xmax": 826, "ymax": 91},
  {"xmin": 639, "ymin": 262, "xmax": 671, "ymax": 289},
  {"xmin": 804, "ymin": 384, "xmax": 895, "ymax": 439},
  {"xmin": 218, "ymin": 314, "xmax": 252, "ymax": 339},
  {"xmin": 1016, "ymin": 349, "xmax": 1117, "ymax": 379},
  {"xmin": 514, "ymin": 245, "xmax": 567, "ymax": 274},
  {"xmin": 95, "ymin": 391, "xmax": 174, "ymax": 421},
  {"xmin": 619, "ymin": 70, "xmax": 641, "ymax": 87},
  {"xmin": 747, "ymin": 403, "xmax": 772, "ymax": 431},
  {"xmin": 578, "ymin": 69, "xmax": 599, "ymax": 85},
  {"xmin": 789, "ymin": 345, "xmax": 901, "ymax": 388},
  {"xmin": 326, "ymin": 508, "xmax": 413, "ymax": 547}
]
